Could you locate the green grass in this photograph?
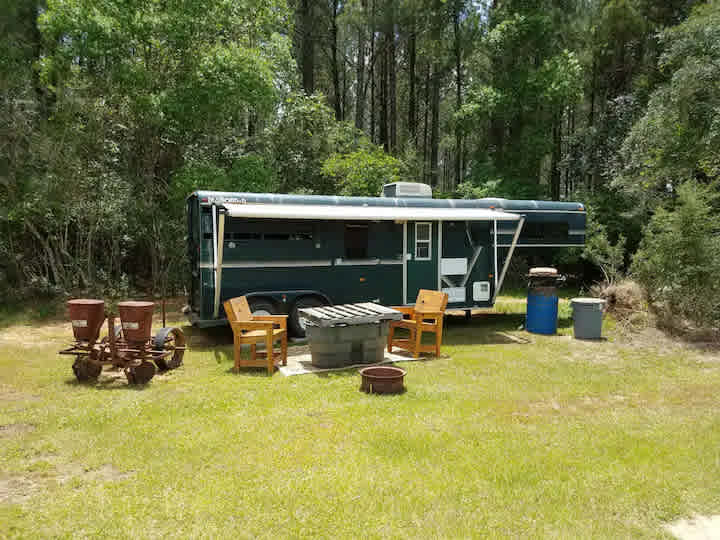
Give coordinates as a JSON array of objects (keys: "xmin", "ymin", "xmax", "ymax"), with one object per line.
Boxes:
[{"xmin": 1, "ymin": 298, "xmax": 719, "ymax": 538}]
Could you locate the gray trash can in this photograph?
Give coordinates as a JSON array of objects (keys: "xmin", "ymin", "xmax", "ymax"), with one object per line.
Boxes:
[{"xmin": 570, "ymin": 298, "xmax": 606, "ymax": 339}]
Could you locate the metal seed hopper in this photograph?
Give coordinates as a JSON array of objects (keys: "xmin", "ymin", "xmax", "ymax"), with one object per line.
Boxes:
[{"xmin": 60, "ymin": 299, "xmax": 186, "ymax": 384}]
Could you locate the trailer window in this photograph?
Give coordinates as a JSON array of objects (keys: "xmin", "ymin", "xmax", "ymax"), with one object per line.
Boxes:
[
  {"xmin": 265, "ymin": 233, "xmax": 291, "ymax": 241},
  {"xmin": 345, "ymin": 224, "xmax": 369, "ymax": 259},
  {"xmin": 233, "ymin": 232, "xmax": 262, "ymax": 241},
  {"xmin": 522, "ymin": 222, "xmax": 569, "ymax": 241},
  {"xmin": 415, "ymin": 222, "xmax": 431, "ymax": 260}
]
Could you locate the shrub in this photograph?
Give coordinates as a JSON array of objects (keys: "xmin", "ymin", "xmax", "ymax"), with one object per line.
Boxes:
[
  {"xmin": 322, "ymin": 148, "xmax": 403, "ymax": 197},
  {"xmin": 631, "ymin": 182, "xmax": 720, "ymax": 330}
]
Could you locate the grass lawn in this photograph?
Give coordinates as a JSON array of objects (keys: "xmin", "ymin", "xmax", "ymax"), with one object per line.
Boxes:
[{"xmin": 1, "ymin": 295, "xmax": 719, "ymax": 538}]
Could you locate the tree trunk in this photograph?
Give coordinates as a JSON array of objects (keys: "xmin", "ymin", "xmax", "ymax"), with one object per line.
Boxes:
[
  {"xmin": 26, "ymin": 221, "xmax": 62, "ymax": 287},
  {"xmin": 299, "ymin": 0, "xmax": 315, "ymax": 94},
  {"xmin": 407, "ymin": 21, "xmax": 417, "ymax": 143},
  {"xmin": 370, "ymin": 0, "xmax": 376, "ymax": 143},
  {"xmin": 423, "ymin": 64, "xmax": 430, "ymax": 182},
  {"xmin": 355, "ymin": 0, "xmax": 367, "ymax": 130},
  {"xmin": 331, "ymin": 0, "xmax": 342, "ymax": 120},
  {"xmin": 379, "ymin": 32, "xmax": 388, "ymax": 152},
  {"xmin": 429, "ymin": 67, "xmax": 441, "ymax": 187},
  {"xmin": 387, "ymin": 1, "xmax": 397, "ymax": 154},
  {"xmin": 550, "ymin": 111, "xmax": 561, "ymax": 200},
  {"xmin": 453, "ymin": 0, "xmax": 463, "ymax": 188}
]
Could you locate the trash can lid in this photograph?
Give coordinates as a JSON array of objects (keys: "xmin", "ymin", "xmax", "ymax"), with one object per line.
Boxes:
[
  {"xmin": 528, "ymin": 267, "xmax": 558, "ymax": 277},
  {"xmin": 570, "ymin": 297, "xmax": 605, "ymax": 305}
]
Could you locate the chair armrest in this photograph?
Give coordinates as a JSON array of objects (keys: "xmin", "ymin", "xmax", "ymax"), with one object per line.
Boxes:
[
  {"xmin": 229, "ymin": 320, "xmax": 274, "ymax": 334},
  {"xmin": 414, "ymin": 310, "xmax": 445, "ymax": 321},
  {"xmin": 253, "ymin": 315, "xmax": 288, "ymax": 330},
  {"xmin": 390, "ymin": 306, "xmax": 416, "ymax": 318}
]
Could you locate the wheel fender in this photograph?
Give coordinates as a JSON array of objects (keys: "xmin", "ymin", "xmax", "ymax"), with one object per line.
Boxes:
[
  {"xmin": 244, "ymin": 294, "xmax": 281, "ymax": 313},
  {"xmin": 290, "ymin": 292, "xmax": 332, "ymax": 309},
  {"xmin": 153, "ymin": 327, "xmax": 180, "ymax": 349}
]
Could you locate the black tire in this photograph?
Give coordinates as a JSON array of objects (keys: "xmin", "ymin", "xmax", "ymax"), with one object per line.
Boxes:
[
  {"xmin": 248, "ymin": 298, "xmax": 276, "ymax": 317},
  {"xmin": 153, "ymin": 327, "xmax": 186, "ymax": 371},
  {"xmin": 127, "ymin": 361, "xmax": 156, "ymax": 385},
  {"xmin": 289, "ymin": 296, "xmax": 328, "ymax": 337},
  {"xmin": 72, "ymin": 355, "xmax": 102, "ymax": 382}
]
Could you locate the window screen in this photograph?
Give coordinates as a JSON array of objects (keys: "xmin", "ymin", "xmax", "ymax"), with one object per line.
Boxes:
[{"xmin": 415, "ymin": 222, "xmax": 431, "ymax": 260}]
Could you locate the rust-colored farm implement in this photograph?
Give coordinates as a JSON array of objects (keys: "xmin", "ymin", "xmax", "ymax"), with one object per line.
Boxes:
[{"xmin": 59, "ymin": 299, "xmax": 186, "ymax": 384}]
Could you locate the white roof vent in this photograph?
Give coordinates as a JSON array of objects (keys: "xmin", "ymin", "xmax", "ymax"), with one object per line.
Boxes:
[{"xmin": 382, "ymin": 182, "xmax": 432, "ymax": 199}]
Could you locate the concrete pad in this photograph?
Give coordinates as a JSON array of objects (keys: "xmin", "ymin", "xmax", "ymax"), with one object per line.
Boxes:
[
  {"xmin": 279, "ymin": 351, "xmax": 425, "ymax": 376},
  {"xmin": 665, "ymin": 515, "xmax": 720, "ymax": 540}
]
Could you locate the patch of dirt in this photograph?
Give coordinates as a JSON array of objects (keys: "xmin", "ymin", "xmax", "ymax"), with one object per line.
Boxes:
[
  {"xmin": 515, "ymin": 393, "xmax": 633, "ymax": 419},
  {"xmin": 0, "ymin": 423, "xmax": 36, "ymax": 438},
  {"xmin": 0, "ymin": 476, "xmax": 43, "ymax": 505},
  {"xmin": 0, "ymin": 385, "xmax": 39, "ymax": 403},
  {"xmin": 0, "ymin": 321, "xmax": 71, "ymax": 347},
  {"xmin": 55, "ymin": 463, "xmax": 134, "ymax": 484},
  {"xmin": 0, "ymin": 296, "xmax": 188, "ymax": 348},
  {"xmin": 665, "ymin": 515, "xmax": 720, "ymax": 539},
  {"xmin": 0, "ymin": 460, "xmax": 134, "ymax": 506}
]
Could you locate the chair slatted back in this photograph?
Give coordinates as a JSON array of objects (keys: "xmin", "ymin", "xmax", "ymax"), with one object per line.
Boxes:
[
  {"xmin": 415, "ymin": 289, "xmax": 449, "ymax": 313},
  {"xmin": 224, "ymin": 296, "xmax": 253, "ymax": 323}
]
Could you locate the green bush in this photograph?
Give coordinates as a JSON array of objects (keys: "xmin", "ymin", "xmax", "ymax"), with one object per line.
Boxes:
[
  {"xmin": 322, "ymin": 148, "xmax": 403, "ymax": 197},
  {"xmin": 631, "ymin": 182, "xmax": 720, "ymax": 329}
]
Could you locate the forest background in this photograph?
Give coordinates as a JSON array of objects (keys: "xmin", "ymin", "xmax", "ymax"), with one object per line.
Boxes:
[{"xmin": 1, "ymin": 0, "xmax": 719, "ymax": 328}]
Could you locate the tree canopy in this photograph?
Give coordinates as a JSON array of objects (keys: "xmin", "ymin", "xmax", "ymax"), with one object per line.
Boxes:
[{"xmin": 1, "ymin": 0, "xmax": 719, "ymax": 328}]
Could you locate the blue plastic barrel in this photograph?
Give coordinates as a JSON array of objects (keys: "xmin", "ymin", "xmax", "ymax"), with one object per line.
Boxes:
[{"xmin": 526, "ymin": 290, "xmax": 559, "ymax": 335}]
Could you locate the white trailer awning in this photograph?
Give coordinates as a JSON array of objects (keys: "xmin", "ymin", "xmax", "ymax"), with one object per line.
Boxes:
[{"xmin": 223, "ymin": 202, "xmax": 520, "ymax": 222}]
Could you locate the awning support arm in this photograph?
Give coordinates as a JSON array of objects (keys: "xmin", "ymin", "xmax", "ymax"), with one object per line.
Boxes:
[
  {"xmin": 212, "ymin": 210, "xmax": 226, "ymax": 318},
  {"xmin": 492, "ymin": 216, "xmax": 525, "ymax": 304},
  {"xmin": 460, "ymin": 244, "xmax": 484, "ymax": 287}
]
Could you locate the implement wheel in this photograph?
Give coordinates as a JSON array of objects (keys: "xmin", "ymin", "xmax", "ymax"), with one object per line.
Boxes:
[
  {"xmin": 152, "ymin": 327, "xmax": 185, "ymax": 371},
  {"xmin": 72, "ymin": 355, "xmax": 102, "ymax": 382},
  {"xmin": 127, "ymin": 361, "xmax": 156, "ymax": 385}
]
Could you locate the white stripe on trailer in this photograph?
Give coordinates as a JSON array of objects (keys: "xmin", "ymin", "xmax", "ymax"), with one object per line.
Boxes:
[
  {"xmin": 213, "ymin": 210, "xmax": 226, "ymax": 319},
  {"xmin": 437, "ymin": 221, "xmax": 442, "ymax": 292},
  {"xmin": 496, "ymin": 243, "xmax": 584, "ymax": 248},
  {"xmin": 223, "ymin": 202, "xmax": 521, "ymax": 222},
  {"xmin": 200, "ymin": 260, "xmax": 333, "ymax": 269},
  {"xmin": 493, "ymin": 219, "xmax": 498, "ymax": 292},
  {"xmin": 402, "ymin": 222, "xmax": 407, "ymax": 305}
]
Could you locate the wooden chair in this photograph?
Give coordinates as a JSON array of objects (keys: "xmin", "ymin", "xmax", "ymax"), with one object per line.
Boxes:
[
  {"xmin": 387, "ymin": 290, "xmax": 449, "ymax": 358},
  {"xmin": 224, "ymin": 296, "xmax": 288, "ymax": 375}
]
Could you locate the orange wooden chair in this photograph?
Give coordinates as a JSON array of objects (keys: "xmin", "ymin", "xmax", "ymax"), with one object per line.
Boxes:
[
  {"xmin": 387, "ymin": 290, "xmax": 449, "ymax": 358},
  {"xmin": 224, "ymin": 296, "xmax": 288, "ymax": 375}
]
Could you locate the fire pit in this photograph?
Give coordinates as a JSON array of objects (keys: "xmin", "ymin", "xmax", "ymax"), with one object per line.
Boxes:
[{"xmin": 359, "ymin": 366, "xmax": 406, "ymax": 394}]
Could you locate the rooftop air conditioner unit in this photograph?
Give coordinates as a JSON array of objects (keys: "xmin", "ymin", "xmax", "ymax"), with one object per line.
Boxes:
[{"xmin": 381, "ymin": 182, "xmax": 433, "ymax": 199}]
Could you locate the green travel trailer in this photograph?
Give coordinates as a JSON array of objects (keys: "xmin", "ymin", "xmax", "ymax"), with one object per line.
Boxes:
[{"xmin": 186, "ymin": 183, "xmax": 586, "ymax": 335}]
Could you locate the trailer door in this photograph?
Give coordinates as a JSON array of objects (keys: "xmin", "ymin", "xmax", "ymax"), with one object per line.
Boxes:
[
  {"xmin": 405, "ymin": 222, "xmax": 438, "ymax": 304},
  {"xmin": 439, "ymin": 221, "xmax": 494, "ymax": 308}
]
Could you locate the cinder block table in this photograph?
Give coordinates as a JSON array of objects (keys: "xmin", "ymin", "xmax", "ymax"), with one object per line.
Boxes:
[{"xmin": 299, "ymin": 303, "xmax": 403, "ymax": 368}]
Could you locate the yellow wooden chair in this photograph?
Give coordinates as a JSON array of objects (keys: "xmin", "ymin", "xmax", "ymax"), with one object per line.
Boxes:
[
  {"xmin": 387, "ymin": 290, "xmax": 449, "ymax": 358},
  {"xmin": 224, "ymin": 296, "xmax": 288, "ymax": 375}
]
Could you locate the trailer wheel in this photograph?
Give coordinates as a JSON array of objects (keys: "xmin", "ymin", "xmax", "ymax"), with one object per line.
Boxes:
[
  {"xmin": 152, "ymin": 327, "xmax": 186, "ymax": 371},
  {"xmin": 72, "ymin": 355, "xmax": 102, "ymax": 382},
  {"xmin": 127, "ymin": 361, "xmax": 156, "ymax": 385},
  {"xmin": 289, "ymin": 296, "xmax": 327, "ymax": 337}
]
